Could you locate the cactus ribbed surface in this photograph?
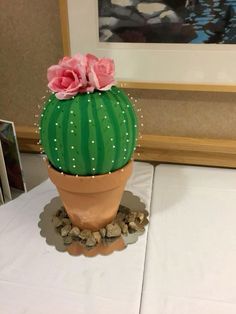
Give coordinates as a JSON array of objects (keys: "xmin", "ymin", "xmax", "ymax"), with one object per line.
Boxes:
[{"xmin": 40, "ymin": 86, "xmax": 138, "ymax": 176}]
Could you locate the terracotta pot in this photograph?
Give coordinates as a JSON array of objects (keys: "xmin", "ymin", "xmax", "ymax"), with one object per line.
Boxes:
[{"xmin": 46, "ymin": 160, "xmax": 133, "ymax": 231}]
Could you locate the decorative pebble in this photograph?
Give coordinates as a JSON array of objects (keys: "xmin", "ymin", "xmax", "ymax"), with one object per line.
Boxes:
[
  {"xmin": 99, "ymin": 228, "xmax": 106, "ymax": 238},
  {"xmin": 93, "ymin": 231, "xmax": 102, "ymax": 244},
  {"xmin": 52, "ymin": 216, "xmax": 63, "ymax": 228},
  {"xmin": 106, "ymin": 223, "xmax": 121, "ymax": 238},
  {"xmin": 61, "ymin": 225, "xmax": 72, "ymax": 237},
  {"xmin": 69, "ymin": 226, "xmax": 80, "ymax": 237},
  {"xmin": 79, "ymin": 230, "xmax": 92, "ymax": 240},
  {"xmin": 63, "ymin": 236, "xmax": 73, "ymax": 245},
  {"xmin": 86, "ymin": 235, "xmax": 97, "ymax": 247},
  {"xmin": 136, "ymin": 212, "xmax": 145, "ymax": 224}
]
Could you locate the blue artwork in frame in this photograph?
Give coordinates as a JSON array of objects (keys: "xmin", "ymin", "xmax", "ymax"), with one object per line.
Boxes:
[{"xmin": 98, "ymin": 0, "xmax": 236, "ymax": 43}]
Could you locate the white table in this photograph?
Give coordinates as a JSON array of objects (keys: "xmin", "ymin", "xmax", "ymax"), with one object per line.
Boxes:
[
  {"xmin": 2, "ymin": 156, "xmax": 236, "ymax": 314},
  {"xmin": 141, "ymin": 164, "xmax": 236, "ymax": 314},
  {"xmin": 0, "ymin": 158, "xmax": 154, "ymax": 314}
]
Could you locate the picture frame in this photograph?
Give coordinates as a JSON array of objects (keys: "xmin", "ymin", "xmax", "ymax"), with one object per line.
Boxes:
[
  {"xmin": 60, "ymin": 0, "xmax": 236, "ymax": 92},
  {"xmin": 0, "ymin": 120, "xmax": 26, "ymax": 203}
]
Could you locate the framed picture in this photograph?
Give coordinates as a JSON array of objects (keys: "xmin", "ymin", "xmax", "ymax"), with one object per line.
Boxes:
[
  {"xmin": 0, "ymin": 120, "xmax": 26, "ymax": 203},
  {"xmin": 60, "ymin": 0, "xmax": 236, "ymax": 90}
]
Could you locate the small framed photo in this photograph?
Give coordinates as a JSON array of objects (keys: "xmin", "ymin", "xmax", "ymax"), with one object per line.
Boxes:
[{"xmin": 0, "ymin": 120, "xmax": 26, "ymax": 203}]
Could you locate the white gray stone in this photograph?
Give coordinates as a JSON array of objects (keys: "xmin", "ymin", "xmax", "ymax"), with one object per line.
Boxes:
[
  {"xmin": 137, "ymin": 3, "xmax": 166, "ymax": 17},
  {"xmin": 99, "ymin": 17, "xmax": 119, "ymax": 29},
  {"xmin": 93, "ymin": 231, "xmax": 102, "ymax": 244},
  {"xmin": 147, "ymin": 16, "xmax": 161, "ymax": 24},
  {"xmin": 69, "ymin": 226, "xmax": 80, "ymax": 237},
  {"xmin": 111, "ymin": 0, "xmax": 134, "ymax": 6},
  {"xmin": 106, "ymin": 223, "xmax": 122, "ymax": 238},
  {"xmin": 61, "ymin": 224, "xmax": 72, "ymax": 237},
  {"xmin": 86, "ymin": 235, "xmax": 96, "ymax": 247},
  {"xmin": 159, "ymin": 10, "xmax": 180, "ymax": 23},
  {"xmin": 100, "ymin": 29, "xmax": 113, "ymax": 41}
]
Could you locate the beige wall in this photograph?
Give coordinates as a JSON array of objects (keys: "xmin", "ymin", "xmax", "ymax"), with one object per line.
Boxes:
[
  {"xmin": 1, "ymin": 0, "xmax": 235, "ymax": 141},
  {"xmin": 128, "ymin": 89, "xmax": 236, "ymax": 139},
  {"xmin": 0, "ymin": 0, "xmax": 63, "ymax": 126}
]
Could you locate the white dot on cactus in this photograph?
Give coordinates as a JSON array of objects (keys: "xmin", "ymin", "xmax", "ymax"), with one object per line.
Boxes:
[
  {"xmin": 38, "ymin": 127, "xmax": 41, "ymax": 130},
  {"xmin": 70, "ymin": 110, "xmax": 74, "ymax": 114},
  {"xmin": 87, "ymin": 92, "xmax": 90, "ymax": 94},
  {"xmin": 134, "ymin": 125, "xmax": 137, "ymax": 128},
  {"xmin": 134, "ymin": 147, "xmax": 136, "ymax": 151},
  {"xmin": 72, "ymin": 158, "xmax": 75, "ymax": 161},
  {"xmin": 40, "ymin": 114, "xmax": 44, "ymax": 117},
  {"xmin": 126, "ymin": 132, "xmax": 129, "ymax": 136},
  {"xmin": 89, "ymin": 119, "xmax": 92, "ymax": 123},
  {"xmin": 99, "ymin": 93, "xmax": 101, "ymax": 96},
  {"xmin": 55, "ymin": 148, "xmax": 58, "ymax": 150},
  {"xmin": 124, "ymin": 148, "xmax": 127, "ymax": 151},
  {"xmin": 126, "ymin": 105, "xmax": 129, "ymax": 108},
  {"xmin": 92, "ymin": 157, "xmax": 95, "ymax": 161},
  {"xmin": 71, "ymin": 146, "xmax": 74, "ymax": 149},
  {"xmin": 116, "ymin": 101, "xmax": 120, "ymax": 104},
  {"xmin": 123, "ymin": 120, "xmax": 126, "ymax": 123},
  {"xmin": 126, "ymin": 139, "xmax": 129, "ymax": 142},
  {"xmin": 57, "ymin": 106, "xmax": 60, "ymax": 109},
  {"xmin": 71, "ymin": 130, "xmax": 74, "ymax": 133},
  {"xmin": 112, "ymin": 160, "xmax": 114, "ymax": 163},
  {"xmin": 44, "ymin": 107, "xmax": 46, "ymax": 111},
  {"xmin": 49, "ymin": 99, "xmax": 51, "ymax": 102},
  {"xmin": 100, "ymin": 104, "xmax": 103, "ymax": 108},
  {"xmin": 92, "ymin": 168, "xmax": 95, "ymax": 171},
  {"xmin": 54, "ymin": 139, "xmax": 57, "ymax": 142},
  {"xmin": 110, "ymin": 138, "xmax": 114, "ymax": 141},
  {"xmin": 104, "ymin": 116, "xmax": 107, "ymax": 119},
  {"xmin": 91, "ymin": 140, "xmax": 95, "ymax": 144},
  {"xmin": 59, "ymin": 166, "xmax": 62, "ymax": 169},
  {"xmin": 122, "ymin": 111, "xmax": 125, "ymax": 114},
  {"xmin": 57, "ymin": 158, "xmax": 60, "ymax": 161},
  {"xmin": 55, "ymin": 123, "xmax": 58, "ymax": 126},
  {"xmin": 72, "ymin": 96, "xmax": 75, "ymax": 99},
  {"xmin": 124, "ymin": 157, "xmax": 126, "ymax": 159},
  {"xmin": 70, "ymin": 121, "xmax": 73, "ymax": 124},
  {"xmin": 113, "ymin": 145, "xmax": 116, "ymax": 148},
  {"xmin": 73, "ymin": 165, "xmax": 76, "ymax": 168},
  {"xmin": 88, "ymin": 99, "xmax": 91, "ymax": 102},
  {"xmin": 107, "ymin": 126, "xmax": 110, "ymax": 129}
]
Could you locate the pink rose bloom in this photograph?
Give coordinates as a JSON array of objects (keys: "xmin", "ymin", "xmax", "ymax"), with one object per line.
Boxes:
[
  {"xmin": 86, "ymin": 54, "xmax": 115, "ymax": 91},
  {"xmin": 47, "ymin": 54, "xmax": 90, "ymax": 100}
]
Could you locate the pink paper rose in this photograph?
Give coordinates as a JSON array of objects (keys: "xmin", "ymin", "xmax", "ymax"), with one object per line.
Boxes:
[
  {"xmin": 47, "ymin": 53, "xmax": 115, "ymax": 99},
  {"xmin": 47, "ymin": 54, "xmax": 89, "ymax": 100},
  {"xmin": 86, "ymin": 54, "xmax": 115, "ymax": 91}
]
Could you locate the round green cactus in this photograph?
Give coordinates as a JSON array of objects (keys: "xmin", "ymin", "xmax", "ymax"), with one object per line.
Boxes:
[{"xmin": 40, "ymin": 86, "xmax": 138, "ymax": 176}]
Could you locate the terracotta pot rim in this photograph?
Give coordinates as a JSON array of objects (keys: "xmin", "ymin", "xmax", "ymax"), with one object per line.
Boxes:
[{"xmin": 46, "ymin": 159, "xmax": 133, "ymax": 193}]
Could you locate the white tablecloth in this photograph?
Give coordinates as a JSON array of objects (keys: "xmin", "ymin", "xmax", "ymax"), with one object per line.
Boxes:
[
  {"xmin": 0, "ymin": 162, "xmax": 153, "ymax": 314},
  {"xmin": 141, "ymin": 164, "xmax": 236, "ymax": 314}
]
